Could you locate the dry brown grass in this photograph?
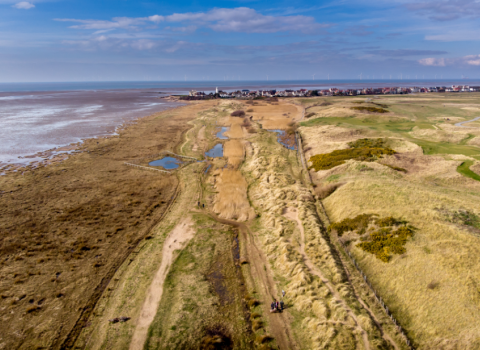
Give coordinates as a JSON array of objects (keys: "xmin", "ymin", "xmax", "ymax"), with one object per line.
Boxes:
[
  {"xmin": 244, "ymin": 137, "xmax": 389, "ymax": 349},
  {"xmin": 213, "ymin": 169, "xmax": 255, "ymax": 221},
  {"xmin": 0, "ymin": 101, "xmax": 215, "ymax": 349},
  {"xmin": 223, "ymin": 140, "xmax": 244, "ymax": 168}
]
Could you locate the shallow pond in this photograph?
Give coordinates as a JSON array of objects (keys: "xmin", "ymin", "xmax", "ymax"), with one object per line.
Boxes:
[
  {"xmin": 216, "ymin": 127, "xmax": 230, "ymax": 140},
  {"xmin": 268, "ymin": 129, "xmax": 296, "ymax": 150},
  {"xmin": 148, "ymin": 156, "xmax": 183, "ymax": 169},
  {"xmin": 205, "ymin": 143, "xmax": 224, "ymax": 158}
]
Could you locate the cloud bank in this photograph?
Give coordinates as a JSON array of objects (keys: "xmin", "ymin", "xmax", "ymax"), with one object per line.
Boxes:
[{"xmin": 56, "ymin": 7, "xmax": 331, "ymax": 34}]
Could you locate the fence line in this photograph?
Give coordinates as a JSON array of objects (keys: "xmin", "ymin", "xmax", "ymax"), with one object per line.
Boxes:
[
  {"xmin": 338, "ymin": 238, "xmax": 415, "ymax": 349},
  {"xmin": 124, "ymin": 162, "xmax": 171, "ymax": 174},
  {"xmin": 295, "ymin": 131, "xmax": 414, "ymax": 349}
]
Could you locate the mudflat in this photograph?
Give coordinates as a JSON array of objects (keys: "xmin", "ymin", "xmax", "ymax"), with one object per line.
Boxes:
[{"xmin": 0, "ymin": 101, "xmax": 212, "ymax": 349}]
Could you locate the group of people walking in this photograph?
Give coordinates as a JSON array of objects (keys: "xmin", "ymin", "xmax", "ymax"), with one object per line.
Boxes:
[
  {"xmin": 270, "ymin": 290, "xmax": 286, "ymax": 313},
  {"xmin": 270, "ymin": 299, "xmax": 284, "ymax": 313}
]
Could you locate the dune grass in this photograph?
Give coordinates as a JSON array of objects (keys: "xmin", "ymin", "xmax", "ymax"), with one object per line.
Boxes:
[{"xmin": 299, "ymin": 93, "xmax": 480, "ymax": 348}]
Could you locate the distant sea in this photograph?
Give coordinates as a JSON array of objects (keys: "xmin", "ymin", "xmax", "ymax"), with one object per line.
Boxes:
[
  {"xmin": 1, "ymin": 79, "xmax": 480, "ymax": 94},
  {"xmin": 1, "ymin": 79, "xmax": 479, "ymax": 167}
]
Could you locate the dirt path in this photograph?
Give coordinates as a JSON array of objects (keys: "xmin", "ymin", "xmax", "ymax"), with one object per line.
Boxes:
[
  {"xmin": 206, "ymin": 213, "xmax": 298, "ymax": 350},
  {"xmin": 129, "ymin": 218, "xmax": 195, "ymax": 350},
  {"xmin": 283, "ymin": 207, "xmax": 371, "ymax": 350}
]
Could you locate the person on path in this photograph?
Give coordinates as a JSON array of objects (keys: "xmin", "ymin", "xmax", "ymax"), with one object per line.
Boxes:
[
  {"xmin": 280, "ymin": 300, "xmax": 284, "ymax": 311},
  {"xmin": 282, "ymin": 290, "xmax": 286, "ymax": 298},
  {"xmin": 202, "ymin": 203, "xmax": 205, "ymax": 208},
  {"xmin": 270, "ymin": 301, "xmax": 276, "ymax": 313},
  {"xmin": 276, "ymin": 300, "xmax": 280, "ymax": 312}
]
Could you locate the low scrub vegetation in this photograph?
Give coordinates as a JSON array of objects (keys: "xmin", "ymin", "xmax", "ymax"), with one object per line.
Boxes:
[
  {"xmin": 309, "ymin": 138, "xmax": 395, "ymax": 171},
  {"xmin": 441, "ymin": 209, "xmax": 480, "ymax": 230},
  {"xmin": 351, "ymin": 106, "xmax": 388, "ymax": 113},
  {"xmin": 329, "ymin": 215, "xmax": 414, "ymax": 262},
  {"xmin": 231, "ymin": 110, "xmax": 246, "ymax": 117}
]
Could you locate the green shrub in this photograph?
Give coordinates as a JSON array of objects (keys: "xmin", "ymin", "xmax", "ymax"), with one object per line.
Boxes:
[
  {"xmin": 309, "ymin": 146, "xmax": 395, "ymax": 171},
  {"xmin": 328, "ymin": 214, "xmax": 374, "ymax": 236},
  {"xmin": 351, "ymin": 106, "xmax": 388, "ymax": 113},
  {"xmin": 357, "ymin": 225, "xmax": 414, "ymax": 262}
]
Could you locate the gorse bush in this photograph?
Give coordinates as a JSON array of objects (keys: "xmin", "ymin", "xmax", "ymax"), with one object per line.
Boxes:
[
  {"xmin": 309, "ymin": 138, "xmax": 395, "ymax": 171},
  {"xmin": 348, "ymin": 138, "xmax": 388, "ymax": 149},
  {"xmin": 357, "ymin": 225, "xmax": 414, "ymax": 262},
  {"xmin": 329, "ymin": 215, "xmax": 414, "ymax": 262},
  {"xmin": 328, "ymin": 214, "xmax": 374, "ymax": 236}
]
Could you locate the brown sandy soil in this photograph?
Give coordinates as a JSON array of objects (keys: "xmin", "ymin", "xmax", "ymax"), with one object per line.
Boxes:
[
  {"xmin": 129, "ymin": 217, "xmax": 195, "ymax": 350},
  {"xmin": 213, "ymin": 169, "xmax": 255, "ymax": 221},
  {"xmin": 0, "ymin": 101, "xmax": 214, "ymax": 350}
]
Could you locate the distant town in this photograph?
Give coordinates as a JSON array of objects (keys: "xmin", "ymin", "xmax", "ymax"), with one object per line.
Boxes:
[{"xmin": 183, "ymin": 85, "xmax": 480, "ymax": 100}]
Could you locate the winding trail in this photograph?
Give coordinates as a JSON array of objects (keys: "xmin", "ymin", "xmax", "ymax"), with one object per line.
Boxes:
[
  {"xmin": 129, "ymin": 218, "xmax": 195, "ymax": 350},
  {"xmin": 455, "ymin": 116, "xmax": 480, "ymax": 127}
]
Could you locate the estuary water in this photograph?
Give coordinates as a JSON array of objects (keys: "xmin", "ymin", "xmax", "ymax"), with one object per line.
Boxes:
[{"xmin": 0, "ymin": 89, "xmax": 181, "ymax": 166}]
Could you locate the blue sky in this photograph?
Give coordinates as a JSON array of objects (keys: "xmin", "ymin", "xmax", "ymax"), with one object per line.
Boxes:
[{"xmin": 1, "ymin": 0, "xmax": 480, "ymax": 82}]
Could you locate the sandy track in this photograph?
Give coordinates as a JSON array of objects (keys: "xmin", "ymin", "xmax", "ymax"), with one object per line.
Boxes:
[
  {"xmin": 283, "ymin": 207, "xmax": 371, "ymax": 350},
  {"xmin": 207, "ymin": 214, "xmax": 299, "ymax": 350},
  {"xmin": 129, "ymin": 218, "xmax": 195, "ymax": 350}
]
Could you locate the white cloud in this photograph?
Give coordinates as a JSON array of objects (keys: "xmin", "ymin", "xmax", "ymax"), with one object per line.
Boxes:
[
  {"xmin": 56, "ymin": 7, "xmax": 331, "ymax": 34},
  {"xmin": 418, "ymin": 57, "xmax": 446, "ymax": 66},
  {"xmin": 418, "ymin": 54, "xmax": 480, "ymax": 66},
  {"xmin": 12, "ymin": 1, "xmax": 35, "ymax": 9}
]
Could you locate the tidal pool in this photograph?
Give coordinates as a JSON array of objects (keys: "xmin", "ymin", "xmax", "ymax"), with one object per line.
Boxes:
[
  {"xmin": 148, "ymin": 156, "xmax": 183, "ymax": 169},
  {"xmin": 205, "ymin": 143, "xmax": 223, "ymax": 158},
  {"xmin": 268, "ymin": 129, "xmax": 296, "ymax": 150},
  {"xmin": 216, "ymin": 127, "xmax": 230, "ymax": 140}
]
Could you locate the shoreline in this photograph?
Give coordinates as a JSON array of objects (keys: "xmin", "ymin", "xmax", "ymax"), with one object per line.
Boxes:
[{"xmin": 0, "ymin": 98, "xmax": 185, "ymax": 175}]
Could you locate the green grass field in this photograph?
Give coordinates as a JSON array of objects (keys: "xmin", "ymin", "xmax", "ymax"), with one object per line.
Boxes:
[{"xmin": 457, "ymin": 160, "xmax": 480, "ymax": 181}]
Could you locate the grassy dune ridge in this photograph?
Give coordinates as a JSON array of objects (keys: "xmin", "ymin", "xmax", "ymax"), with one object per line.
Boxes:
[{"xmin": 299, "ymin": 93, "xmax": 480, "ymax": 348}]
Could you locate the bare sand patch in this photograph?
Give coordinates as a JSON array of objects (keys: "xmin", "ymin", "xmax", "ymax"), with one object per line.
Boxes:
[
  {"xmin": 461, "ymin": 107, "xmax": 480, "ymax": 111},
  {"xmin": 213, "ymin": 169, "xmax": 255, "ymax": 221},
  {"xmin": 130, "ymin": 217, "xmax": 195, "ymax": 350}
]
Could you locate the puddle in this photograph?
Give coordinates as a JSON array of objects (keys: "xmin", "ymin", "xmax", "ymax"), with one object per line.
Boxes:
[
  {"xmin": 216, "ymin": 127, "xmax": 230, "ymax": 140},
  {"xmin": 205, "ymin": 144, "xmax": 224, "ymax": 158},
  {"xmin": 204, "ymin": 164, "xmax": 212, "ymax": 174},
  {"xmin": 148, "ymin": 156, "xmax": 183, "ymax": 169},
  {"xmin": 268, "ymin": 129, "xmax": 296, "ymax": 150}
]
